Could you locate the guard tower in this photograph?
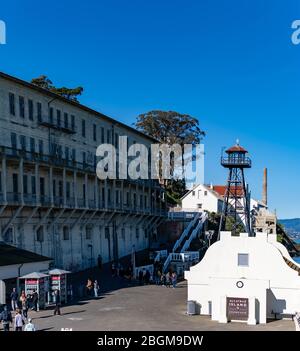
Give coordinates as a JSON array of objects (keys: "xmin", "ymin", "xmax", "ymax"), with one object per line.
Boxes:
[{"xmin": 218, "ymin": 141, "xmax": 252, "ymax": 238}]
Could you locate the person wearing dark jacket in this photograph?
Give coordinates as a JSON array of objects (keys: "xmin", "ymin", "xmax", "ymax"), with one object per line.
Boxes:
[
  {"xmin": 0, "ymin": 305, "xmax": 12, "ymax": 331},
  {"xmin": 53, "ymin": 290, "xmax": 61, "ymax": 316},
  {"xmin": 31, "ymin": 290, "xmax": 39, "ymax": 311},
  {"xmin": 10, "ymin": 288, "xmax": 18, "ymax": 311}
]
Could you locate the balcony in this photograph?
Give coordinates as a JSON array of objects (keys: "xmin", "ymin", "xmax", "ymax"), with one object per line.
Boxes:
[
  {"xmin": 39, "ymin": 117, "xmax": 76, "ymax": 134},
  {"xmin": 221, "ymin": 156, "xmax": 251, "ymax": 168}
]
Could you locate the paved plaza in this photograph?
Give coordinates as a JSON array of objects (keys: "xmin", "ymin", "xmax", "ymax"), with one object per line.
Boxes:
[{"xmin": 7, "ymin": 280, "xmax": 293, "ymax": 331}]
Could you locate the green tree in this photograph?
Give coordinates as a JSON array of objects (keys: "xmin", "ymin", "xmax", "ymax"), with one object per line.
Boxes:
[
  {"xmin": 31, "ymin": 75, "xmax": 83, "ymax": 102},
  {"xmin": 134, "ymin": 110, "xmax": 205, "ymax": 204}
]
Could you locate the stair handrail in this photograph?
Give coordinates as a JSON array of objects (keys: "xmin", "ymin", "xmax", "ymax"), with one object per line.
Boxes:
[
  {"xmin": 172, "ymin": 212, "xmax": 200, "ymax": 252},
  {"xmin": 181, "ymin": 213, "xmax": 207, "ymax": 253}
]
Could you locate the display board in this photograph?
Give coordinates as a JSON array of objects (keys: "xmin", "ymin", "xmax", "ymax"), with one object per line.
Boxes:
[{"xmin": 226, "ymin": 297, "xmax": 249, "ymax": 321}]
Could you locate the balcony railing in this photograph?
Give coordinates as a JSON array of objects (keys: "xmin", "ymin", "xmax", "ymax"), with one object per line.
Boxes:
[
  {"xmin": 39, "ymin": 117, "xmax": 77, "ymax": 134},
  {"xmin": 221, "ymin": 156, "xmax": 251, "ymax": 168}
]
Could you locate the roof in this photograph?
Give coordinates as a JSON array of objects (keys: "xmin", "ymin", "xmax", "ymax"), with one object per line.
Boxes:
[
  {"xmin": 49, "ymin": 269, "xmax": 70, "ymax": 275},
  {"xmin": 226, "ymin": 145, "xmax": 248, "ymax": 153},
  {"xmin": 180, "ymin": 184, "xmax": 244, "ymax": 201},
  {"xmin": 0, "ymin": 242, "xmax": 52, "ymax": 267},
  {"xmin": 19, "ymin": 272, "xmax": 49, "ymax": 279},
  {"xmin": 212, "ymin": 185, "xmax": 244, "ymax": 197},
  {"xmin": 0, "ymin": 71, "xmax": 157, "ymax": 143}
]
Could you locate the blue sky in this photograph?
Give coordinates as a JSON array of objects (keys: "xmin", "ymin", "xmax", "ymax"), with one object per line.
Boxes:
[{"xmin": 1, "ymin": 0, "xmax": 300, "ymax": 218}]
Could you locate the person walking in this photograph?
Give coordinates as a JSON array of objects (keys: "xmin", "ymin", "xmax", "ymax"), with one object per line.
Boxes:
[
  {"xmin": 10, "ymin": 288, "xmax": 18, "ymax": 311},
  {"xmin": 53, "ymin": 290, "xmax": 61, "ymax": 316},
  {"xmin": 0, "ymin": 305, "xmax": 12, "ymax": 331},
  {"xmin": 14, "ymin": 309, "xmax": 24, "ymax": 331},
  {"xmin": 20, "ymin": 291, "xmax": 28, "ymax": 319},
  {"xmin": 31, "ymin": 290, "xmax": 39, "ymax": 311},
  {"xmin": 86, "ymin": 279, "xmax": 93, "ymax": 297},
  {"xmin": 138, "ymin": 270, "xmax": 143, "ymax": 285},
  {"xmin": 171, "ymin": 272, "xmax": 177, "ymax": 288},
  {"xmin": 94, "ymin": 280, "xmax": 99, "ymax": 297},
  {"xmin": 165, "ymin": 272, "xmax": 171, "ymax": 288},
  {"xmin": 24, "ymin": 318, "xmax": 36, "ymax": 331}
]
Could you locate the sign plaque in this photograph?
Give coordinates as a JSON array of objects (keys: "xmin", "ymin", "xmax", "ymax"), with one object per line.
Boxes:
[{"xmin": 227, "ymin": 297, "xmax": 248, "ymax": 321}]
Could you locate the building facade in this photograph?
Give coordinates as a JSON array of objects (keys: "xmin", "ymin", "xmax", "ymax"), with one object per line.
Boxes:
[{"xmin": 0, "ymin": 72, "xmax": 166, "ymax": 271}]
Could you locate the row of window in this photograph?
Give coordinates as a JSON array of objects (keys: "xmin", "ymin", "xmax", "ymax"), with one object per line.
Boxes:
[
  {"xmin": 1, "ymin": 172, "xmax": 148, "ymax": 207},
  {"xmin": 3, "ymin": 225, "xmax": 145, "ymax": 243},
  {"xmin": 9, "ymin": 93, "xmax": 123, "ymax": 145}
]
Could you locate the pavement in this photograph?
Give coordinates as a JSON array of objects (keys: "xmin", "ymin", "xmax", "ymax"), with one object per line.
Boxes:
[{"xmin": 5, "ymin": 279, "xmax": 293, "ymax": 331}]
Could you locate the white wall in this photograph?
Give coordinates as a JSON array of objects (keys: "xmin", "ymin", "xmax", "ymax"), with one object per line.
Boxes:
[
  {"xmin": 181, "ymin": 184, "xmax": 220, "ymax": 213},
  {"xmin": 185, "ymin": 231, "xmax": 300, "ymax": 323}
]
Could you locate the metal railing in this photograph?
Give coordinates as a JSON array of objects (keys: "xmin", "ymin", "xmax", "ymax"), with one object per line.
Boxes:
[
  {"xmin": 221, "ymin": 156, "xmax": 251, "ymax": 167},
  {"xmin": 172, "ymin": 212, "xmax": 200, "ymax": 252}
]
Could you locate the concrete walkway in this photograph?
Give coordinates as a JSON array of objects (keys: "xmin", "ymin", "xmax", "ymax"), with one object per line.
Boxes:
[{"xmin": 6, "ymin": 281, "xmax": 293, "ymax": 331}]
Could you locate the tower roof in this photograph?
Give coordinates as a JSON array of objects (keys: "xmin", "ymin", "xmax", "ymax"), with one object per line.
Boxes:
[{"xmin": 226, "ymin": 143, "xmax": 248, "ymax": 154}]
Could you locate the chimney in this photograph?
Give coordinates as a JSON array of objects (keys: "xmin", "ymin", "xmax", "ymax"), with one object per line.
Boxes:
[{"xmin": 262, "ymin": 168, "xmax": 267, "ymax": 206}]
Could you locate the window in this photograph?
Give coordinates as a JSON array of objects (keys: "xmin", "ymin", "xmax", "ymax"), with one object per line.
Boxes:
[
  {"xmin": 28, "ymin": 99, "xmax": 34, "ymax": 120},
  {"xmin": 115, "ymin": 190, "xmax": 119, "ymax": 204},
  {"xmin": 133, "ymin": 193, "xmax": 137, "ymax": 207},
  {"xmin": 105, "ymin": 227, "xmax": 110, "ymax": 239},
  {"xmin": 13, "ymin": 174, "xmax": 18, "ymax": 193},
  {"xmin": 72, "ymin": 149, "xmax": 76, "ymax": 161},
  {"xmin": 37, "ymin": 102, "xmax": 42, "ymax": 122},
  {"xmin": 59, "ymin": 181, "xmax": 63, "ymax": 197},
  {"xmin": 192, "ymin": 191, "xmax": 195, "ymax": 196},
  {"xmin": 101, "ymin": 127, "xmax": 104, "ymax": 143},
  {"xmin": 19, "ymin": 135, "xmax": 26, "ymax": 151},
  {"xmin": 11, "ymin": 132, "xmax": 17, "ymax": 149},
  {"xmin": 204, "ymin": 191, "xmax": 208, "ymax": 196},
  {"xmin": 71, "ymin": 115, "xmax": 75, "ymax": 130},
  {"xmin": 40, "ymin": 177, "xmax": 45, "ymax": 197},
  {"xmin": 23, "ymin": 175, "xmax": 28, "ymax": 194},
  {"xmin": 121, "ymin": 227, "xmax": 125, "ymax": 240},
  {"xmin": 49, "ymin": 107, "xmax": 54, "ymax": 124},
  {"xmin": 126, "ymin": 192, "xmax": 130, "ymax": 206},
  {"xmin": 65, "ymin": 146, "xmax": 69, "ymax": 160},
  {"xmin": 9, "ymin": 93, "xmax": 15, "ymax": 115},
  {"xmin": 31, "ymin": 176, "xmax": 36, "ymax": 195},
  {"xmin": 64, "ymin": 113, "xmax": 68, "ymax": 128},
  {"xmin": 30, "ymin": 137, "xmax": 35, "ymax": 153},
  {"xmin": 93, "ymin": 124, "xmax": 97, "ymax": 141},
  {"xmin": 38, "ymin": 140, "xmax": 43, "ymax": 154},
  {"xmin": 66, "ymin": 182, "xmax": 70, "ymax": 199},
  {"xmin": 136, "ymin": 228, "xmax": 139, "ymax": 239},
  {"xmin": 53, "ymin": 179, "xmax": 56, "ymax": 197},
  {"xmin": 197, "ymin": 203, "xmax": 202, "ymax": 209},
  {"xmin": 140, "ymin": 194, "xmax": 143, "ymax": 208},
  {"xmin": 63, "ymin": 226, "xmax": 70, "ymax": 240},
  {"xmin": 82, "ymin": 120, "xmax": 86, "ymax": 137},
  {"xmin": 19, "ymin": 96, "xmax": 25, "ymax": 118},
  {"xmin": 36, "ymin": 227, "xmax": 44, "ymax": 242},
  {"xmin": 115, "ymin": 133, "xmax": 119, "ymax": 148},
  {"xmin": 107, "ymin": 130, "xmax": 110, "ymax": 143},
  {"xmin": 82, "ymin": 152, "xmax": 86, "ymax": 164},
  {"xmin": 238, "ymin": 253, "xmax": 249, "ymax": 267},
  {"xmin": 107, "ymin": 189, "xmax": 111, "ymax": 204},
  {"xmin": 86, "ymin": 226, "xmax": 92, "ymax": 239},
  {"xmin": 57, "ymin": 110, "xmax": 61, "ymax": 127},
  {"xmin": 83, "ymin": 184, "xmax": 86, "ymax": 201}
]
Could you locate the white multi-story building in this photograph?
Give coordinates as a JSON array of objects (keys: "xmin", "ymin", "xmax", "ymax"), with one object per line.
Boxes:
[
  {"xmin": 181, "ymin": 183, "xmax": 266, "ymax": 214},
  {"xmin": 0, "ymin": 72, "xmax": 166, "ymax": 271}
]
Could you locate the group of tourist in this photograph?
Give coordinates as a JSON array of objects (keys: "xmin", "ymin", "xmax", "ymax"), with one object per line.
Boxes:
[
  {"xmin": 86, "ymin": 279, "xmax": 100, "ymax": 297},
  {"xmin": 154, "ymin": 270, "xmax": 177, "ymax": 288},
  {"xmin": 0, "ymin": 287, "xmax": 63, "ymax": 331}
]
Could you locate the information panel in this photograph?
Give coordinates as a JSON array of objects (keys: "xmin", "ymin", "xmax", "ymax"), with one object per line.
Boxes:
[{"xmin": 227, "ymin": 297, "xmax": 249, "ymax": 321}]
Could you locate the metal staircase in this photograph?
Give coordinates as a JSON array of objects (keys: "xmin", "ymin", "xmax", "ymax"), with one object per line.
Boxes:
[{"xmin": 163, "ymin": 212, "xmax": 207, "ymax": 273}]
